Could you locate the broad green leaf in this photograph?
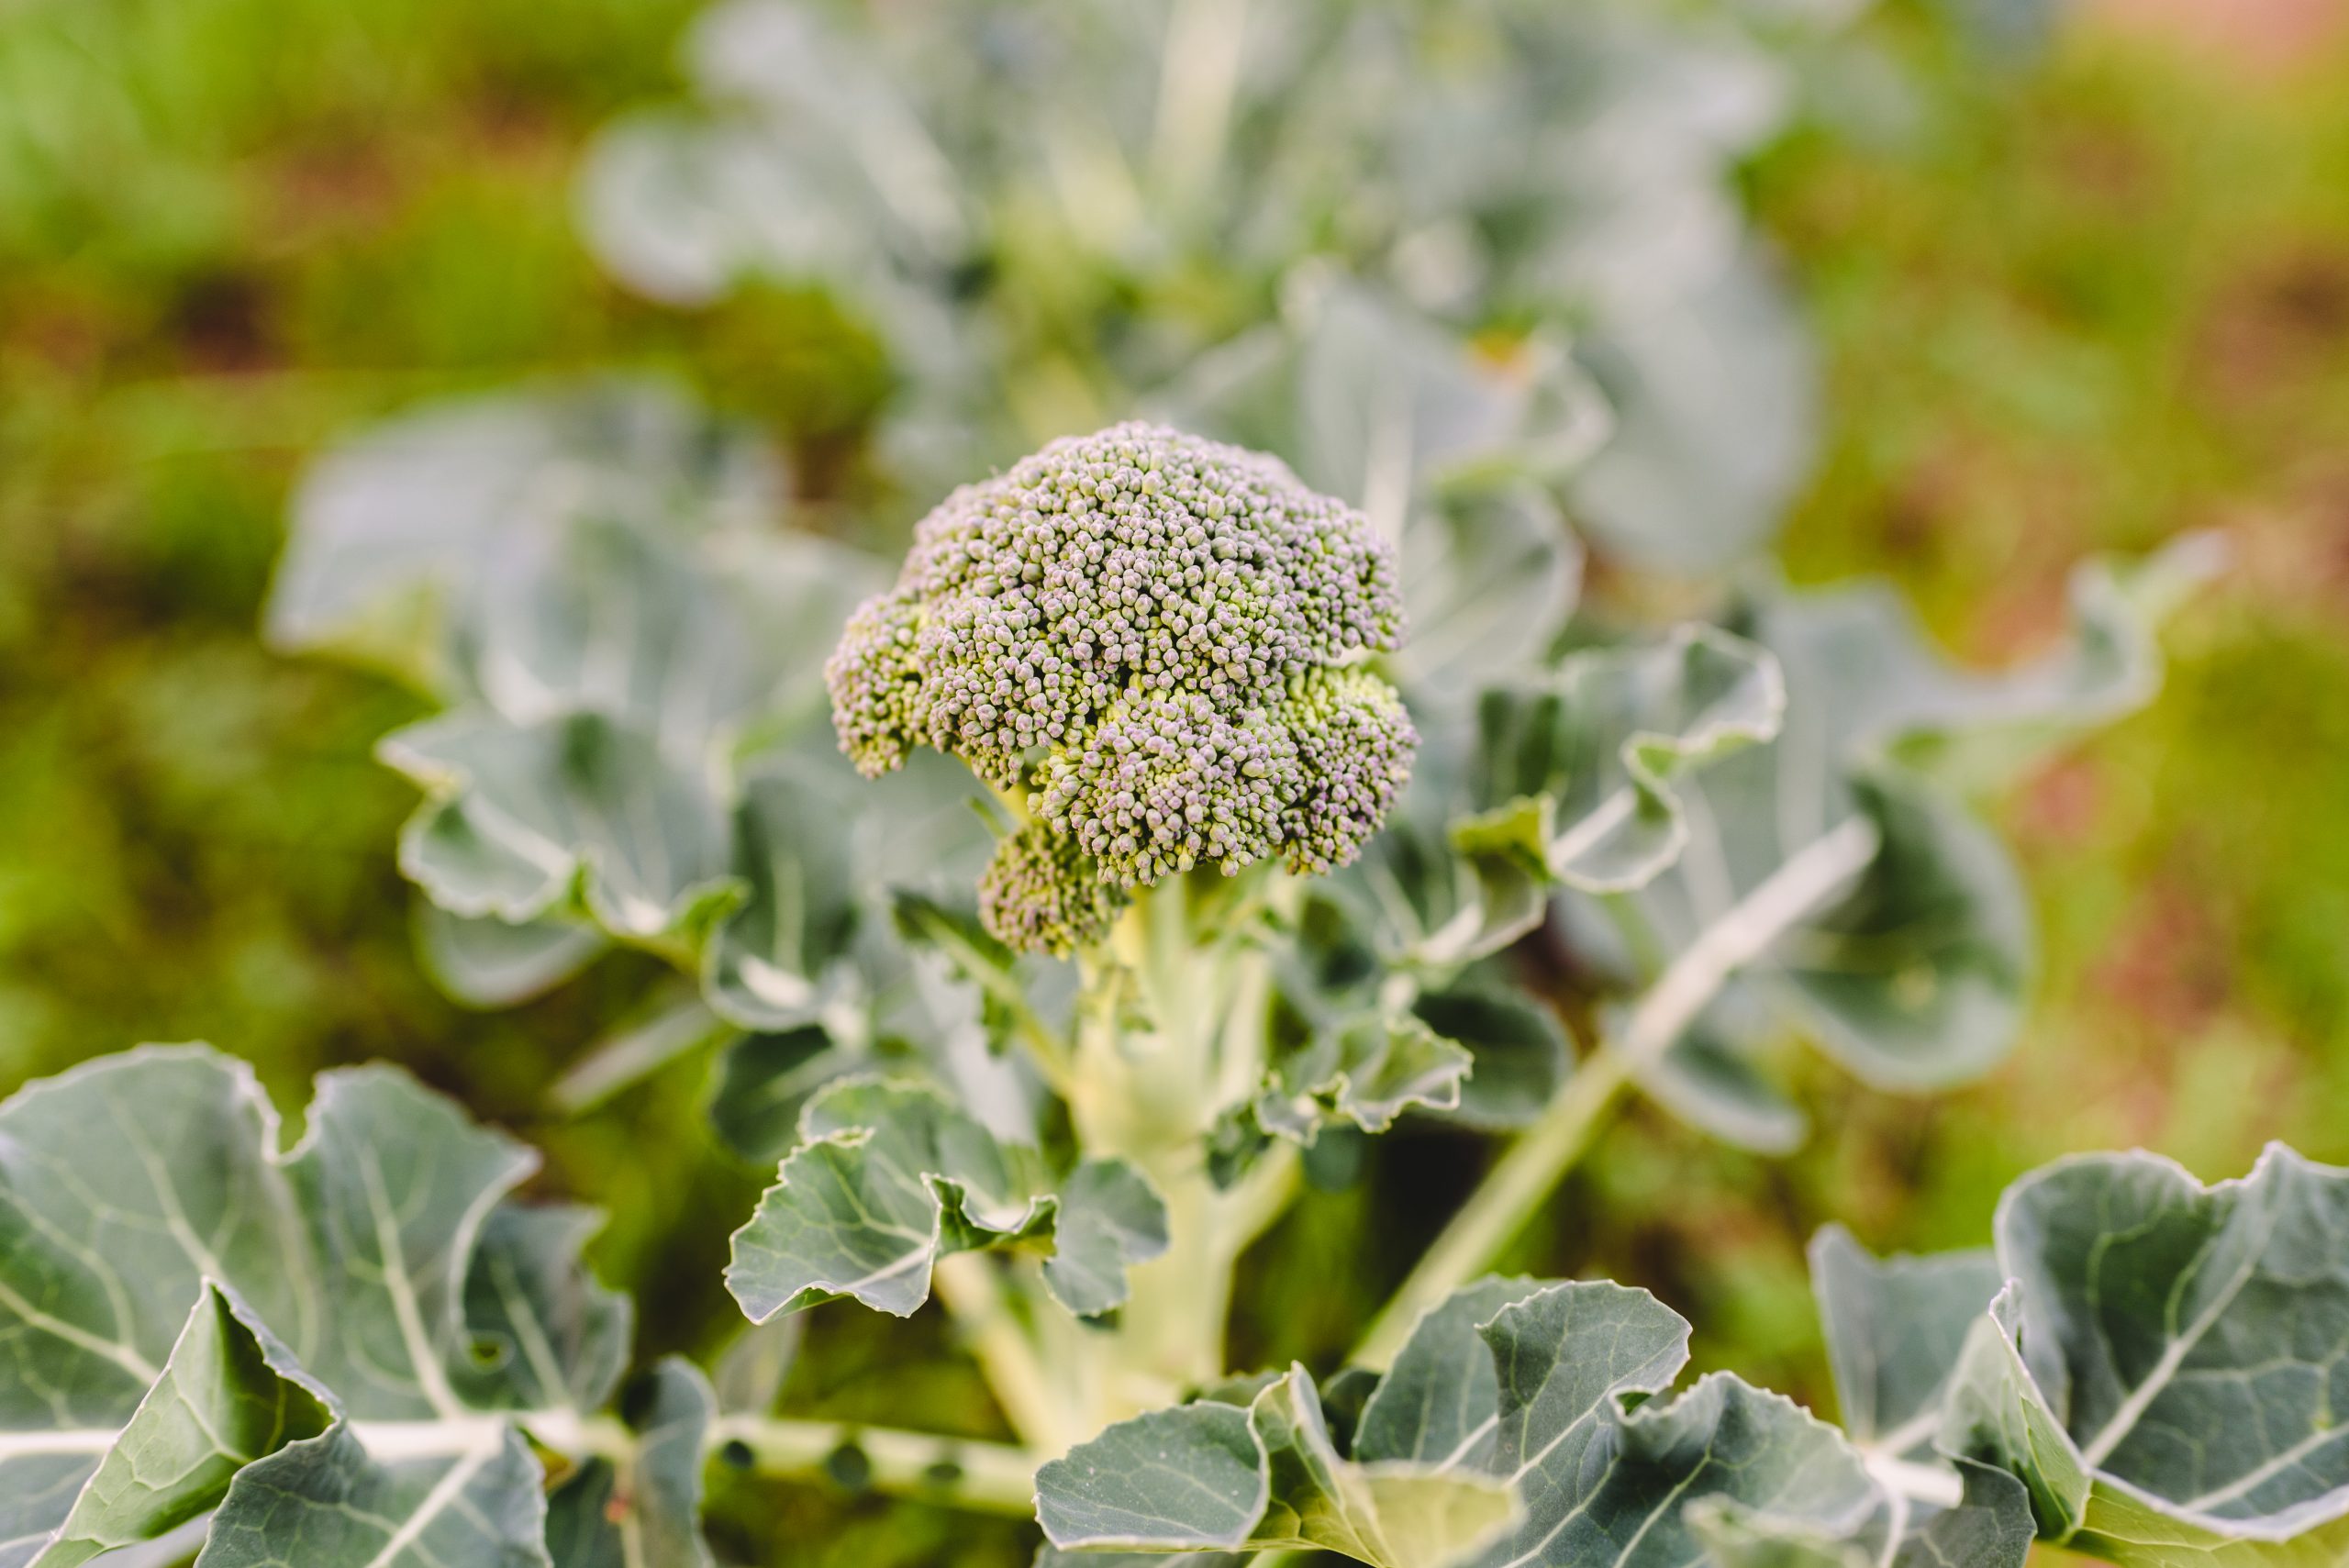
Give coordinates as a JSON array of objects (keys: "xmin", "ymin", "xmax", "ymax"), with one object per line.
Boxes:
[
  {"xmin": 1353, "ymin": 1278, "xmax": 1547, "ymax": 1471},
  {"xmin": 703, "ymin": 763, "xmax": 863, "ymax": 1033},
  {"xmin": 199, "ymin": 1425, "xmax": 551, "ymax": 1568},
  {"xmin": 268, "ymin": 380, "xmax": 779, "ymax": 690},
  {"xmin": 1950, "ymin": 1146, "xmax": 2349, "ymax": 1562},
  {"xmin": 1209, "ymin": 995, "xmax": 1475, "ymax": 1185},
  {"xmin": 1459, "ymin": 625, "xmax": 1787, "ymax": 893},
  {"xmin": 1573, "ymin": 544, "xmax": 2203, "ymax": 1149},
  {"xmin": 1565, "ymin": 250, "xmax": 1816, "ymax": 576},
  {"xmin": 725, "ymin": 1079, "xmax": 1166, "ymax": 1321},
  {"xmin": 20, "ymin": 1286, "xmax": 330, "ymax": 1568},
  {"xmin": 542, "ymin": 1361, "xmax": 718, "ymax": 1568},
  {"xmin": 1407, "ymin": 988, "xmax": 1570, "ymax": 1132},
  {"xmin": 1248, "ymin": 1369, "xmax": 1518, "ymax": 1567},
  {"xmin": 706, "ymin": 1026, "xmax": 863, "ymax": 1167},
  {"xmin": 1809, "ymin": 1226, "xmax": 2001, "ymax": 1463},
  {"xmin": 381, "ymin": 709, "xmax": 738, "ymax": 945},
  {"xmin": 1939, "ymin": 1286, "xmax": 2092, "ymax": 1540},
  {"xmin": 1486, "ymin": 1372, "xmax": 1887, "ymax": 1568},
  {"xmin": 458, "ymin": 1207, "xmax": 632, "ymax": 1417},
  {"xmin": 1037, "ymin": 1373, "xmax": 1516, "ymax": 1568},
  {"xmin": 1035, "ymin": 1402, "xmax": 1268, "ymax": 1552},
  {"xmin": 0, "ymin": 1047, "xmax": 626, "ymax": 1565},
  {"xmin": 469, "ymin": 516, "xmax": 881, "ymax": 761},
  {"xmin": 416, "ymin": 904, "xmax": 607, "ymax": 1010},
  {"xmin": 1039, "ymin": 1280, "xmax": 1891, "ymax": 1568},
  {"xmin": 1890, "ymin": 1461, "xmax": 2036, "ymax": 1568}
]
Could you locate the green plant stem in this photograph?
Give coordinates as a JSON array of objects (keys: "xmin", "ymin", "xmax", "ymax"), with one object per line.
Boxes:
[
  {"xmin": 933, "ymin": 1252, "xmax": 1081, "ymax": 1454},
  {"xmin": 1353, "ymin": 1048, "xmax": 1631, "ymax": 1368},
  {"xmin": 1353, "ymin": 815, "xmax": 1883, "ymax": 1368},
  {"xmin": 709, "ymin": 1415, "xmax": 1041, "ymax": 1515}
]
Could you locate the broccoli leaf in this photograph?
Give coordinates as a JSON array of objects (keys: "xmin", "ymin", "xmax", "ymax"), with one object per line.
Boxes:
[
  {"xmin": 1809, "ymin": 1226, "xmax": 2001, "ymax": 1465},
  {"xmin": 381, "ymin": 709, "xmax": 740, "ymax": 946},
  {"xmin": 543, "ymin": 1361, "xmax": 718, "ymax": 1568},
  {"xmin": 1459, "ymin": 624, "xmax": 1787, "ymax": 894},
  {"xmin": 726, "ymin": 1079, "xmax": 1167, "ymax": 1320},
  {"xmin": 268, "ymin": 380, "xmax": 780, "ymax": 692},
  {"xmin": 0, "ymin": 1047, "xmax": 635, "ymax": 1566},
  {"xmin": 1565, "ymin": 249, "xmax": 1817, "ymax": 576},
  {"xmin": 416, "ymin": 905, "xmax": 607, "ymax": 1009},
  {"xmin": 1941, "ymin": 1147, "xmax": 2349, "ymax": 1562},
  {"xmin": 1039, "ymin": 1279, "xmax": 1899, "ymax": 1568},
  {"xmin": 1567, "ymin": 541, "xmax": 2211, "ymax": 1150}
]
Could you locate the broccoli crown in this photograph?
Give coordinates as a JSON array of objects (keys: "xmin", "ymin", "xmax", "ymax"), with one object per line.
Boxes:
[{"xmin": 829, "ymin": 422, "xmax": 1416, "ymax": 944}]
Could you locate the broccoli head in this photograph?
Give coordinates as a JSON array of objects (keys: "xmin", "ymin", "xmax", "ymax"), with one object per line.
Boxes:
[{"xmin": 828, "ymin": 421, "xmax": 1416, "ymax": 951}]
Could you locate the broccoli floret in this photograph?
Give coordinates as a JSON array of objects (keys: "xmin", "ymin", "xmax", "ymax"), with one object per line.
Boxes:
[
  {"xmin": 828, "ymin": 421, "xmax": 1416, "ymax": 950},
  {"xmin": 978, "ymin": 823, "xmax": 1129, "ymax": 957}
]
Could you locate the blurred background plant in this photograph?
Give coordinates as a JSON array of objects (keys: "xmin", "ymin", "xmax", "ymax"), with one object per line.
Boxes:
[{"xmin": 4, "ymin": 0, "xmax": 2347, "ymax": 1563}]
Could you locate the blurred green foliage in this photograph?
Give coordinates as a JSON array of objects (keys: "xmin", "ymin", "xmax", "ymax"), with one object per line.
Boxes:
[{"xmin": 3, "ymin": 0, "xmax": 2346, "ymax": 1562}]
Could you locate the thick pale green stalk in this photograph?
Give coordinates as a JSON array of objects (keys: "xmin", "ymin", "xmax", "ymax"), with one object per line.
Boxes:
[
  {"xmin": 1066, "ymin": 872, "xmax": 1288, "ymax": 1429},
  {"xmin": 1354, "ymin": 816, "xmax": 1883, "ymax": 1367},
  {"xmin": 711, "ymin": 1415, "xmax": 1040, "ymax": 1515}
]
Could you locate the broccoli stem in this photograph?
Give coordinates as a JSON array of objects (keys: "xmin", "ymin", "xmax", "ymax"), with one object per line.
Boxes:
[{"xmin": 1064, "ymin": 868, "xmax": 1291, "ymax": 1428}]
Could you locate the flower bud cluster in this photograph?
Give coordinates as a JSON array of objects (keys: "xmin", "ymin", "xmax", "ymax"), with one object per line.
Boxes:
[{"xmin": 827, "ymin": 422, "xmax": 1416, "ymax": 949}]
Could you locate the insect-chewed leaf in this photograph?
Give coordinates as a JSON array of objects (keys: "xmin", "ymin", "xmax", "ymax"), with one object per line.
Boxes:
[
  {"xmin": 1457, "ymin": 624, "xmax": 1786, "ymax": 894},
  {"xmin": 268, "ymin": 379, "xmax": 779, "ymax": 689},
  {"xmin": 381, "ymin": 709, "xmax": 739, "ymax": 945},
  {"xmin": 544, "ymin": 1360, "xmax": 718, "ymax": 1568},
  {"xmin": 724, "ymin": 1079, "xmax": 1166, "ymax": 1321},
  {"xmin": 0, "ymin": 1047, "xmax": 629, "ymax": 1566},
  {"xmin": 1939, "ymin": 1146, "xmax": 2349, "ymax": 1563}
]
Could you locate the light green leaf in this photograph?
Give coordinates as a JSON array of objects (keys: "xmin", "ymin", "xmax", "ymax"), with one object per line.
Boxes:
[
  {"xmin": 543, "ymin": 1360, "xmax": 718, "ymax": 1568},
  {"xmin": 1459, "ymin": 624, "xmax": 1787, "ymax": 893},
  {"xmin": 1488, "ymin": 1372, "xmax": 1887, "ymax": 1568},
  {"xmin": 1565, "ymin": 249, "xmax": 1817, "ymax": 576},
  {"xmin": 1249, "ymin": 1369, "xmax": 1518, "ymax": 1567},
  {"xmin": 725, "ymin": 1079, "xmax": 1166, "ymax": 1321},
  {"xmin": 22, "ymin": 1287, "xmax": 330, "ymax": 1568},
  {"xmin": 199, "ymin": 1426, "xmax": 551, "ymax": 1568},
  {"xmin": 1948, "ymin": 1146, "xmax": 2349, "ymax": 1562},
  {"xmin": 1407, "ymin": 989, "xmax": 1570, "ymax": 1132},
  {"xmin": 381, "ymin": 709, "xmax": 739, "ymax": 944},
  {"xmin": 704, "ymin": 763, "xmax": 863, "ymax": 1033},
  {"xmin": 1809, "ymin": 1226, "xmax": 2001, "ymax": 1463},
  {"xmin": 0, "ymin": 1047, "xmax": 624, "ymax": 1565},
  {"xmin": 268, "ymin": 380, "xmax": 779, "ymax": 691},
  {"xmin": 458, "ymin": 1207, "xmax": 632, "ymax": 1417},
  {"xmin": 415, "ymin": 904, "xmax": 607, "ymax": 1010},
  {"xmin": 1044, "ymin": 1160, "xmax": 1174, "ymax": 1321},
  {"xmin": 1890, "ymin": 1461, "xmax": 2036, "ymax": 1568},
  {"xmin": 1575, "ymin": 545, "xmax": 2203, "ymax": 1148},
  {"xmin": 1353, "ymin": 1278, "xmax": 1547, "ymax": 1471},
  {"xmin": 1035, "ymin": 1402, "xmax": 1268, "ymax": 1552}
]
